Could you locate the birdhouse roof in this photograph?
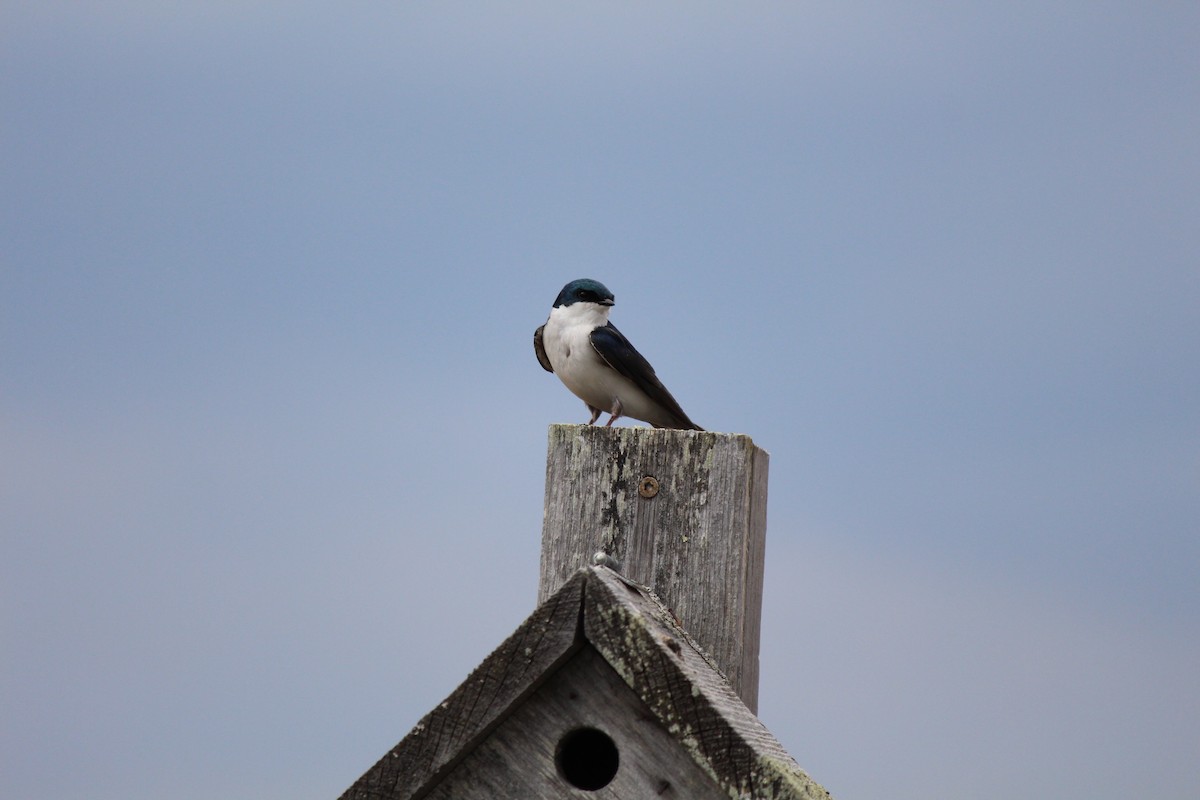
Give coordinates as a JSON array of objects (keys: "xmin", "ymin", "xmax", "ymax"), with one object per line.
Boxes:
[{"xmin": 338, "ymin": 565, "xmax": 830, "ymax": 799}]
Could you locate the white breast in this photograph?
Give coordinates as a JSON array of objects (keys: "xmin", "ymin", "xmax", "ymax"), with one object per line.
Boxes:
[{"xmin": 541, "ymin": 302, "xmax": 634, "ymax": 413}]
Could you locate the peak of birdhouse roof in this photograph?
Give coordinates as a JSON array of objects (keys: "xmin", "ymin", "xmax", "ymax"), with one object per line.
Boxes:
[{"xmin": 338, "ymin": 566, "xmax": 831, "ymax": 800}]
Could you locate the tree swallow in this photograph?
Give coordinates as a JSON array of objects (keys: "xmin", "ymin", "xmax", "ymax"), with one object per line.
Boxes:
[{"xmin": 534, "ymin": 278, "xmax": 703, "ymax": 430}]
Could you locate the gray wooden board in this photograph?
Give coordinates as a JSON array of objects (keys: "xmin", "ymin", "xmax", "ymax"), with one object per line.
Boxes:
[
  {"xmin": 337, "ymin": 567, "xmax": 832, "ymax": 800},
  {"xmin": 584, "ymin": 566, "xmax": 832, "ymax": 800},
  {"xmin": 426, "ymin": 646, "xmax": 728, "ymax": 799},
  {"xmin": 539, "ymin": 424, "xmax": 768, "ymax": 712}
]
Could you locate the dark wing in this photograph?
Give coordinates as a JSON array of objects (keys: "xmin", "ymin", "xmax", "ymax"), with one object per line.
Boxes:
[
  {"xmin": 533, "ymin": 324, "xmax": 554, "ymax": 372},
  {"xmin": 589, "ymin": 323, "xmax": 702, "ymax": 430}
]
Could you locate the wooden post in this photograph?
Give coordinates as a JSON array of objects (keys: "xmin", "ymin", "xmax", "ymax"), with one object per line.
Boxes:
[{"xmin": 539, "ymin": 424, "xmax": 768, "ymax": 713}]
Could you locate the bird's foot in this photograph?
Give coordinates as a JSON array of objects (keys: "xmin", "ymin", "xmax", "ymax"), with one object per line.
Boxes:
[{"xmin": 604, "ymin": 398, "xmax": 623, "ymax": 427}]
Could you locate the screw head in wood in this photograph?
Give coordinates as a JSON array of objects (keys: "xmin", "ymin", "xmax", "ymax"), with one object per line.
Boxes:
[{"xmin": 638, "ymin": 475, "xmax": 660, "ymax": 498}]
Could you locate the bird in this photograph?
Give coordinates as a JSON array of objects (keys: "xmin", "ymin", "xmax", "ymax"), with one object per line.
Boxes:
[{"xmin": 534, "ymin": 278, "xmax": 703, "ymax": 430}]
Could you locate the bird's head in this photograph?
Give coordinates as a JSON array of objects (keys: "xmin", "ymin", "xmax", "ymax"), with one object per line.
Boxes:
[{"xmin": 554, "ymin": 279, "xmax": 615, "ymax": 309}]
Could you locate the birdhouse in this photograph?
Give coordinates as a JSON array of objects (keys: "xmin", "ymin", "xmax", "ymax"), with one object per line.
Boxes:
[{"xmin": 337, "ymin": 426, "xmax": 831, "ymax": 799}]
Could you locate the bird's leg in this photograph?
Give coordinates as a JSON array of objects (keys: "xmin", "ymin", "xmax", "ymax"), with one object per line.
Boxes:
[
  {"xmin": 604, "ymin": 397, "xmax": 623, "ymax": 427},
  {"xmin": 586, "ymin": 405, "xmax": 602, "ymax": 425}
]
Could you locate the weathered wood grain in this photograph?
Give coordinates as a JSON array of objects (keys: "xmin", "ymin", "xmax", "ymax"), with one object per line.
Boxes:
[
  {"xmin": 336, "ymin": 567, "xmax": 832, "ymax": 800},
  {"xmin": 426, "ymin": 647, "xmax": 728, "ymax": 799},
  {"xmin": 583, "ymin": 566, "xmax": 831, "ymax": 800},
  {"xmin": 539, "ymin": 424, "xmax": 768, "ymax": 712}
]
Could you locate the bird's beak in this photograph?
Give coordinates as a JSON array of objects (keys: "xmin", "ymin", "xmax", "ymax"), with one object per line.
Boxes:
[{"xmin": 600, "ymin": 298, "xmax": 615, "ymax": 306}]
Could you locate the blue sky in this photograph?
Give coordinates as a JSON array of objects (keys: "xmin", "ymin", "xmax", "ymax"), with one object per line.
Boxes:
[{"xmin": 3, "ymin": 3, "xmax": 1197, "ymax": 798}]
